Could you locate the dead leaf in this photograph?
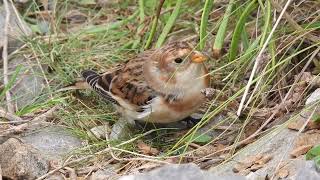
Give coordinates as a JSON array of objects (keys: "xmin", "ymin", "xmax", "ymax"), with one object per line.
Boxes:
[
  {"xmin": 250, "ymin": 164, "xmax": 264, "ymax": 171},
  {"xmin": 288, "ymin": 108, "xmax": 320, "ymax": 131},
  {"xmin": 307, "ymin": 121, "xmax": 320, "ymax": 130},
  {"xmin": 278, "ymin": 168, "xmax": 289, "ymax": 178},
  {"xmin": 137, "ymin": 140, "xmax": 159, "ymax": 156},
  {"xmin": 287, "ymin": 118, "xmax": 306, "ymax": 131},
  {"xmin": 290, "ymin": 145, "xmax": 313, "ymax": 158},
  {"xmin": 255, "ymin": 154, "xmax": 273, "ymax": 165},
  {"xmin": 233, "ymin": 154, "xmax": 262, "ymax": 173},
  {"xmin": 238, "ymin": 169, "xmax": 251, "ymax": 176},
  {"xmin": 295, "ymin": 130, "xmax": 320, "ymax": 147},
  {"xmin": 193, "ymin": 144, "xmax": 226, "ymax": 157},
  {"xmin": 233, "ymin": 154, "xmax": 272, "ymax": 174}
]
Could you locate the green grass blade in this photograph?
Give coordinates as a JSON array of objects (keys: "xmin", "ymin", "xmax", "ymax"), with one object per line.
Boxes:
[
  {"xmin": 132, "ymin": 0, "xmax": 146, "ymax": 49},
  {"xmin": 144, "ymin": 0, "xmax": 165, "ymax": 49},
  {"xmin": 212, "ymin": 0, "xmax": 234, "ymax": 58},
  {"xmin": 0, "ymin": 65, "xmax": 22, "ymax": 98},
  {"xmin": 155, "ymin": 0, "xmax": 183, "ymax": 48},
  {"xmin": 199, "ymin": 0, "xmax": 214, "ymax": 50},
  {"xmin": 260, "ymin": 0, "xmax": 271, "ymax": 47},
  {"xmin": 139, "ymin": 0, "xmax": 145, "ymax": 21},
  {"xmin": 79, "ymin": 11, "xmax": 139, "ymax": 34},
  {"xmin": 229, "ymin": 0, "xmax": 257, "ymax": 61}
]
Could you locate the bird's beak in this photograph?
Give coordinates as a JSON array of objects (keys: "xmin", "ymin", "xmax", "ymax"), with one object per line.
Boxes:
[{"xmin": 191, "ymin": 51, "xmax": 208, "ymax": 63}]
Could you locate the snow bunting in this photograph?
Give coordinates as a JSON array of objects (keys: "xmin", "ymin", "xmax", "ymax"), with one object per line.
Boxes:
[{"xmin": 82, "ymin": 42, "xmax": 210, "ymax": 124}]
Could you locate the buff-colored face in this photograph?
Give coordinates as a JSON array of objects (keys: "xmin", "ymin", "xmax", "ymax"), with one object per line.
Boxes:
[
  {"xmin": 154, "ymin": 43, "xmax": 207, "ymax": 72},
  {"xmin": 148, "ymin": 42, "xmax": 208, "ymax": 85},
  {"xmin": 142, "ymin": 42, "xmax": 209, "ymax": 96}
]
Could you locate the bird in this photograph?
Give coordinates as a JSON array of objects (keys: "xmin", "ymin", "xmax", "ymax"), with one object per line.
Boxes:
[{"xmin": 82, "ymin": 42, "xmax": 210, "ymax": 125}]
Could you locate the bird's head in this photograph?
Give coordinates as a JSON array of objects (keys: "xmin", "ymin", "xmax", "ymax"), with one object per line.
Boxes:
[{"xmin": 144, "ymin": 42, "xmax": 210, "ymax": 94}]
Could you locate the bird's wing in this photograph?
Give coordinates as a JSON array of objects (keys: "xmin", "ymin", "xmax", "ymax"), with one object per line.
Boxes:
[
  {"xmin": 82, "ymin": 57, "xmax": 157, "ymax": 114},
  {"xmin": 108, "ymin": 59, "xmax": 157, "ymax": 111}
]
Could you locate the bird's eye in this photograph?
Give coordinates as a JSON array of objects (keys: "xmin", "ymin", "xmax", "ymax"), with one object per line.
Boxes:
[{"xmin": 174, "ymin": 58, "xmax": 183, "ymax": 63}]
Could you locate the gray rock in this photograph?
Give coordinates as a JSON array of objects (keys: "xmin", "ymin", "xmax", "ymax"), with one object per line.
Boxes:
[
  {"xmin": 0, "ymin": 138, "xmax": 49, "ymax": 180},
  {"xmin": 45, "ymin": 173, "xmax": 65, "ymax": 180},
  {"xmin": 90, "ymin": 167, "xmax": 117, "ymax": 180},
  {"xmin": 119, "ymin": 164, "xmax": 246, "ymax": 180},
  {"xmin": 211, "ymin": 127, "xmax": 297, "ymax": 176},
  {"xmin": 7, "ymin": 55, "xmax": 45, "ymax": 109},
  {"xmin": 88, "ymin": 124, "xmax": 110, "ymax": 139},
  {"xmin": 110, "ymin": 118, "xmax": 134, "ymax": 140},
  {"xmin": 295, "ymin": 161, "xmax": 320, "ymax": 180},
  {"xmin": 0, "ymin": 1, "xmax": 32, "ymax": 54},
  {"xmin": 209, "ymin": 120, "xmax": 320, "ymax": 179},
  {"xmin": 21, "ymin": 126, "xmax": 83, "ymax": 160},
  {"xmin": 306, "ymin": 88, "xmax": 320, "ymax": 105},
  {"xmin": 0, "ymin": 1, "xmax": 42, "ymax": 110}
]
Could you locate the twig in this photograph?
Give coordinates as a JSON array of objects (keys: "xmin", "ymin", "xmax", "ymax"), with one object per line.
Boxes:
[
  {"xmin": 8, "ymin": 0, "xmax": 29, "ymax": 35},
  {"xmin": 35, "ymin": 156, "xmax": 74, "ymax": 180},
  {"xmin": 1, "ymin": 105, "xmax": 59, "ymax": 136},
  {"xmin": 30, "ymin": 105, "xmax": 59, "ymax": 123},
  {"xmin": 0, "ymin": 164, "xmax": 2, "ymax": 180},
  {"xmin": 270, "ymin": 0, "xmax": 320, "ymax": 43},
  {"xmin": 2, "ymin": 0, "xmax": 14, "ymax": 113},
  {"xmin": 236, "ymin": 0, "xmax": 293, "ymax": 116},
  {"xmin": 0, "ymin": 108, "xmax": 23, "ymax": 122},
  {"xmin": 106, "ymin": 132, "xmax": 169, "ymax": 164}
]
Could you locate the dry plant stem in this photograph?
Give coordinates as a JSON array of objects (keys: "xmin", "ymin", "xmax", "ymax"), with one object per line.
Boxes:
[
  {"xmin": 237, "ymin": 0, "xmax": 293, "ymax": 116},
  {"xmin": 35, "ymin": 156, "xmax": 74, "ymax": 180},
  {"xmin": 2, "ymin": 0, "xmax": 14, "ymax": 114},
  {"xmin": 31, "ymin": 105, "xmax": 59, "ymax": 123},
  {"xmin": 270, "ymin": 0, "xmax": 320, "ymax": 43},
  {"xmin": 9, "ymin": 0, "xmax": 28, "ymax": 34},
  {"xmin": 271, "ymin": 107, "xmax": 316, "ymax": 179},
  {"xmin": 0, "ymin": 108, "xmax": 23, "ymax": 122},
  {"xmin": 0, "ymin": 164, "xmax": 2, "ymax": 180},
  {"xmin": 1, "ymin": 105, "xmax": 59, "ymax": 136}
]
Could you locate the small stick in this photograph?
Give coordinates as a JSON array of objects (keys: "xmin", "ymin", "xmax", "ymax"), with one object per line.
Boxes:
[
  {"xmin": 0, "ymin": 164, "xmax": 2, "ymax": 180},
  {"xmin": 1, "ymin": 105, "xmax": 59, "ymax": 136},
  {"xmin": 0, "ymin": 108, "xmax": 23, "ymax": 122},
  {"xmin": 30, "ymin": 105, "xmax": 59, "ymax": 123},
  {"xmin": 2, "ymin": 0, "xmax": 14, "ymax": 113}
]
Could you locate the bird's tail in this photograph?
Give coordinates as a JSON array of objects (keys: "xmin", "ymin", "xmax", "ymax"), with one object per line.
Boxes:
[
  {"xmin": 81, "ymin": 69, "xmax": 118, "ymax": 104},
  {"xmin": 81, "ymin": 70, "xmax": 100, "ymax": 88}
]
